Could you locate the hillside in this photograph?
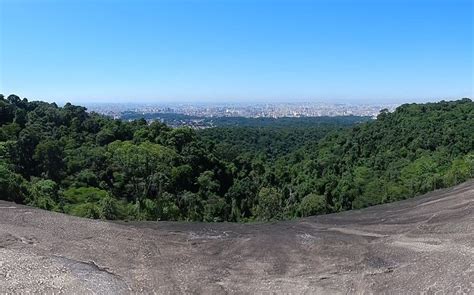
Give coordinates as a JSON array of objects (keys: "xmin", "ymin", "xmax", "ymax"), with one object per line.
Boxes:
[
  {"xmin": 0, "ymin": 180, "xmax": 472, "ymax": 293},
  {"xmin": 0, "ymin": 95, "xmax": 473, "ymax": 221}
]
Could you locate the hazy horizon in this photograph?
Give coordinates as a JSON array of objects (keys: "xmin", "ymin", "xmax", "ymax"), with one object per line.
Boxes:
[
  {"xmin": 1, "ymin": 94, "xmax": 466, "ymax": 107},
  {"xmin": 1, "ymin": 0, "xmax": 472, "ymax": 104}
]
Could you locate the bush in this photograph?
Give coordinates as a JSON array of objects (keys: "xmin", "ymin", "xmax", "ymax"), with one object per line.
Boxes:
[
  {"xmin": 62, "ymin": 186, "xmax": 109, "ymax": 219},
  {"xmin": 99, "ymin": 195, "xmax": 122, "ymax": 220},
  {"xmin": 298, "ymin": 193, "xmax": 326, "ymax": 217},
  {"xmin": 27, "ymin": 179, "xmax": 60, "ymax": 211},
  {"xmin": 0, "ymin": 162, "xmax": 28, "ymax": 203},
  {"xmin": 63, "ymin": 187, "xmax": 109, "ymax": 204},
  {"xmin": 65, "ymin": 203, "xmax": 101, "ymax": 219}
]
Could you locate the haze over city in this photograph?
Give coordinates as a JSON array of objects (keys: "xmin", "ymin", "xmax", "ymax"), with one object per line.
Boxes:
[{"xmin": 1, "ymin": 0, "xmax": 472, "ymax": 105}]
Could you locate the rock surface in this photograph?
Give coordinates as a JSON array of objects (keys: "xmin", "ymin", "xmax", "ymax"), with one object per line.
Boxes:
[{"xmin": 0, "ymin": 180, "xmax": 473, "ymax": 294}]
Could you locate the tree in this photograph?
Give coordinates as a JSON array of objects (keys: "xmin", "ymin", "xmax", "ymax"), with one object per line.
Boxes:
[
  {"xmin": 0, "ymin": 100, "xmax": 15, "ymax": 126},
  {"xmin": 28, "ymin": 179, "xmax": 60, "ymax": 210},
  {"xmin": 0, "ymin": 162, "xmax": 28, "ymax": 203},
  {"xmin": 197, "ymin": 170, "xmax": 220, "ymax": 195},
  {"xmin": 107, "ymin": 141, "xmax": 176, "ymax": 202},
  {"xmin": 253, "ymin": 187, "xmax": 282, "ymax": 221},
  {"xmin": 99, "ymin": 195, "xmax": 125, "ymax": 220},
  {"xmin": 171, "ymin": 164, "xmax": 194, "ymax": 192},
  {"xmin": 400, "ymin": 156, "xmax": 439, "ymax": 194},
  {"xmin": 444, "ymin": 157, "xmax": 471, "ymax": 186},
  {"xmin": 167, "ymin": 128, "xmax": 196, "ymax": 152},
  {"xmin": 33, "ymin": 140, "xmax": 65, "ymax": 181},
  {"xmin": 298, "ymin": 193, "xmax": 326, "ymax": 217},
  {"xmin": 62, "ymin": 187, "xmax": 109, "ymax": 219},
  {"xmin": 15, "ymin": 126, "xmax": 41, "ymax": 177},
  {"xmin": 225, "ymin": 177, "xmax": 259, "ymax": 221},
  {"xmin": 96, "ymin": 128, "xmax": 115, "ymax": 145},
  {"xmin": 14, "ymin": 109, "xmax": 28, "ymax": 127}
]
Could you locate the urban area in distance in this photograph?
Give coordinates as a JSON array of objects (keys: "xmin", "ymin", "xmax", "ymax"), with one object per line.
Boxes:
[{"xmin": 87, "ymin": 102, "xmax": 399, "ymax": 128}]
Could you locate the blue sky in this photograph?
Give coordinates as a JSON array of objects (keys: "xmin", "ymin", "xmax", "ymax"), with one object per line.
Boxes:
[{"xmin": 0, "ymin": 0, "xmax": 472, "ymax": 104}]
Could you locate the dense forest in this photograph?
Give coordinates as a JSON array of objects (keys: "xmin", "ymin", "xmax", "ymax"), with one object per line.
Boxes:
[{"xmin": 0, "ymin": 94, "xmax": 472, "ymax": 221}]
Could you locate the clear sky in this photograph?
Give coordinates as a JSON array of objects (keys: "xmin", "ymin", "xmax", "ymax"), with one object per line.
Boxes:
[{"xmin": 0, "ymin": 0, "xmax": 472, "ymax": 104}]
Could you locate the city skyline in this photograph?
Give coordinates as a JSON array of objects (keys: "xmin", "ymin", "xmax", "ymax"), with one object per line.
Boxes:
[{"xmin": 86, "ymin": 100, "xmax": 400, "ymax": 119}]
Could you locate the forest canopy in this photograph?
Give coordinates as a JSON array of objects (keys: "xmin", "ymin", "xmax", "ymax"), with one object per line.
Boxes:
[{"xmin": 0, "ymin": 94, "xmax": 472, "ymax": 222}]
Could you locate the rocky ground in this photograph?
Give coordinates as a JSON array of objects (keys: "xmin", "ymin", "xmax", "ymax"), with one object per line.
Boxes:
[{"xmin": 0, "ymin": 180, "xmax": 473, "ymax": 294}]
